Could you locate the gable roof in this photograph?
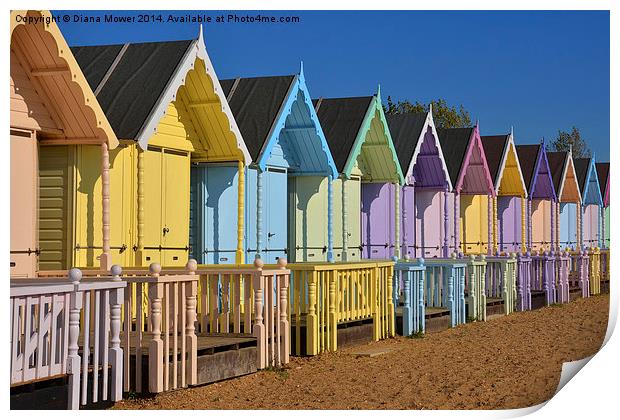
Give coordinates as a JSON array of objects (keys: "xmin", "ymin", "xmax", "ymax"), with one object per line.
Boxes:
[
  {"xmin": 574, "ymin": 157, "xmax": 603, "ymax": 206},
  {"xmin": 70, "ymin": 27, "xmax": 250, "ymax": 162},
  {"xmin": 221, "ymin": 75, "xmax": 295, "ymax": 161},
  {"xmin": 313, "ymin": 96, "xmax": 374, "ymax": 173},
  {"xmin": 221, "ymin": 65, "xmax": 337, "ymax": 177},
  {"xmin": 546, "ymin": 151, "xmax": 568, "ymax": 194},
  {"xmin": 73, "ymin": 40, "xmax": 193, "ymax": 141},
  {"xmin": 480, "ymin": 135, "xmax": 508, "ymax": 184},
  {"xmin": 573, "ymin": 158, "xmax": 591, "ymax": 194},
  {"xmin": 386, "ymin": 112, "xmax": 427, "ymax": 174},
  {"xmin": 437, "ymin": 127, "xmax": 475, "ymax": 186},
  {"xmin": 515, "ymin": 144, "xmax": 540, "ymax": 191},
  {"xmin": 596, "ymin": 162, "xmax": 609, "ymax": 207},
  {"xmin": 11, "ymin": 10, "xmax": 118, "ymax": 148},
  {"xmin": 515, "ymin": 142, "xmax": 556, "ymax": 200}
]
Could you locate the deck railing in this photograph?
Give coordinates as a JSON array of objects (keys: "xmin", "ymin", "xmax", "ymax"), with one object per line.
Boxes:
[
  {"xmin": 393, "ymin": 258, "xmax": 426, "ymax": 336},
  {"xmin": 425, "ymin": 256, "xmax": 467, "ymax": 327},
  {"xmin": 531, "ymin": 251, "xmax": 556, "ymax": 305},
  {"xmin": 10, "ymin": 270, "xmax": 126, "ymax": 409},
  {"xmin": 588, "ymin": 247, "xmax": 601, "ymax": 295},
  {"xmin": 555, "ymin": 252, "xmax": 571, "ymax": 303},
  {"xmin": 287, "ymin": 261, "xmax": 395, "ymax": 356},
  {"xmin": 39, "ymin": 259, "xmax": 291, "ymax": 394},
  {"xmin": 569, "ymin": 250, "xmax": 590, "ymax": 298},
  {"xmin": 600, "ymin": 249, "xmax": 610, "ymax": 282},
  {"xmin": 486, "ymin": 254, "xmax": 518, "ymax": 315},
  {"xmin": 516, "ymin": 253, "xmax": 532, "ymax": 311}
]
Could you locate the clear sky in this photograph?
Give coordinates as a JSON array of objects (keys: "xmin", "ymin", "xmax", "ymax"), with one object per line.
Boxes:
[{"xmin": 56, "ymin": 10, "xmax": 610, "ymax": 160}]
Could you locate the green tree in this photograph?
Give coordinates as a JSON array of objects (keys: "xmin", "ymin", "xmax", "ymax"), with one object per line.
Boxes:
[
  {"xmin": 551, "ymin": 126, "xmax": 591, "ymax": 158},
  {"xmin": 384, "ymin": 97, "xmax": 472, "ymax": 128}
]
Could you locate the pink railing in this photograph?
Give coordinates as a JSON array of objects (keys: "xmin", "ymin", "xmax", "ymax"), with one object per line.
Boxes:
[
  {"xmin": 555, "ymin": 252, "xmax": 570, "ymax": 303},
  {"xmin": 569, "ymin": 250, "xmax": 590, "ymax": 298},
  {"xmin": 10, "ymin": 270, "xmax": 126, "ymax": 409}
]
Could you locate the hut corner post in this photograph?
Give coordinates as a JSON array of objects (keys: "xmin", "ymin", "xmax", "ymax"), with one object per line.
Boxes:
[
  {"xmin": 100, "ymin": 142, "xmax": 112, "ymax": 270},
  {"xmin": 136, "ymin": 149, "xmax": 145, "ymax": 266},
  {"xmin": 527, "ymin": 198, "xmax": 533, "ymax": 250},
  {"xmin": 402, "ymin": 185, "xmax": 408, "ymax": 259},
  {"xmin": 327, "ymin": 174, "xmax": 334, "ymax": 262},
  {"xmin": 521, "ymin": 196, "xmax": 527, "ymax": 253},
  {"xmin": 601, "ymin": 206, "xmax": 605, "ymax": 248},
  {"xmin": 256, "ymin": 168, "xmax": 264, "ymax": 260},
  {"xmin": 550, "ymin": 199, "xmax": 555, "ymax": 252},
  {"xmin": 487, "ymin": 194, "xmax": 493, "ymax": 256},
  {"xmin": 443, "ymin": 186, "xmax": 449, "ymax": 258},
  {"xmin": 394, "ymin": 182, "xmax": 400, "ymax": 259},
  {"xmin": 236, "ymin": 161, "xmax": 245, "ymax": 264},
  {"xmin": 342, "ymin": 177, "xmax": 349, "ymax": 261},
  {"xmin": 454, "ymin": 192, "xmax": 460, "ymax": 254}
]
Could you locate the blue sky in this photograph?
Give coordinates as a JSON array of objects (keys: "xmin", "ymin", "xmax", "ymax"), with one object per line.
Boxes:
[{"xmin": 56, "ymin": 10, "xmax": 610, "ymax": 160}]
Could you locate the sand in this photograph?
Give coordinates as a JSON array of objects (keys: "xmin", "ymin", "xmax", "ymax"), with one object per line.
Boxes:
[{"xmin": 115, "ymin": 294, "xmax": 609, "ymax": 410}]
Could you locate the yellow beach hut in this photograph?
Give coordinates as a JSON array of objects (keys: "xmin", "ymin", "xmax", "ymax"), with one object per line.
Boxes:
[
  {"xmin": 10, "ymin": 10, "xmax": 118, "ymax": 276},
  {"xmin": 57, "ymin": 27, "xmax": 249, "ymax": 269}
]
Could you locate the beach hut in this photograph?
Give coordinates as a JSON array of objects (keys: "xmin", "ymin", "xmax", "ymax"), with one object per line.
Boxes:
[
  {"xmin": 516, "ymin": 141, "xmax": 557, "ymax": 253},
  {"xmin": 387, "ymin": 109, "xmax": 453, "ymax": 259},
  {"xmin": 574, "ymin": 157, "xmax": 604, "ymax": 249},
  {"xmin": 547, "ymin": 151, "xmax": 581, "ymax": 251},
  {"xmin": 220, "ymin": 66, "xmax": 337, "ymax": 264},
  {"xmin": 438, "ymin": 125, "xmax": 495, "ymax": 255},
  {"xmin": 69, "ymin": 27, "xmax": 249, "ymax": 268},
  {"xmin": 313, "ymin": 88, "xmax": 404, "ymax": 261},
  {"xmin": 596, "ymin": 162, "xmax": 610, "ymax": 248},
  {"xmin": 10, "ymin": 10, "xmax": 118, "ymax": 276},
  {"xmin": 481, "ymin": 131, "xmax": 528, "ymax": 254}
]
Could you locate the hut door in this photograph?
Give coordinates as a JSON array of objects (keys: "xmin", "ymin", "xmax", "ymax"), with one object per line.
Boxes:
[
  {"xmin": 416, "ymin": 190, "xmax": 443, "ymax": 258},
  {"xmin": 142, "ymin": 147, "xmax": 163, "ymax": 264},
  {"xmin": 264, "ymin": 168, "xmax": 288, "ymax": 263},
  {"xmin": 559, "ymin": 202, "xmax": 577, "ymax": 250},
  {"xmin": 361, "ymin": 182, "xmax": 393, "ymax": 259},
  {"xmin": 161, "ymin": 149, "xmax": 190, "ymax": 266},
  {"xmin": 498, "ymin": 196, "xmax": 521, "ymax": 253},
  {"xmin": 583, "ymin": 204, "xmax": 599, "ymax": 248},
  {"xmin": 460, "ymin": 194, "xmax": 488, "ymax": 255},
  {"xmin": 204, "ymin": 164, "xmax": 238, "ymax": 264},
  {"xmin": 11, "ymin": 130, "xmax": 38, "ymax": 277},
  {"xmin": 347, "ymin": 176, "xmax": 362, "ymax": 261}
]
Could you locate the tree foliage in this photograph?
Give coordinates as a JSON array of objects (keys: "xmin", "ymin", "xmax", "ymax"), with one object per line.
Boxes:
[
  {"xmin": 551, "ymin": 126, "xmax": 591, "ymax": 158},
  {"xmin": 384, "ymin": 97, "xmax": 472, "ymax": 128}
]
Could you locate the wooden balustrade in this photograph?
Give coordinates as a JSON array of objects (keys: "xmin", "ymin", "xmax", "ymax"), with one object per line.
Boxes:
[
  {"xmin": 393, "ymin": 258, "xmax": 426, "ymax": 336},
  {"xmin": 190, "ymin": 258, "xmax": 291, "ymax": 370},
  {"xmin": 516, "ymin": 253, "xmax": 532, "ymax": 311},
  {"xmin": 10, "ymin": 270, "xmax": 126, "ymax": 409},
  {"xmin": 588, "ymin": 247, "xmax": 601, "ymax": 295},
  {"xmin": 555, "ymin": 252, "xmax": 571, "ymax": 303},
  {"xmin": 464, "ymin": 254, "xmax": 488, "ymax": 321},
  {"xmin": 486, "ymin": 254, "xmax": 518, "ymax": 315},
  {"xmin": 287, "ymin": 261, "xmax": 395, "ymax": 356},
  {"xmin": 569, "ymin": 250, "xmax": 590, "ymax": 298},
  {"xmin": 531, "ymin": 251, "xmax": 556, "ymax": 305},
  {"xmin": 425, "ymin": 256, "xmax": 467, "ymax": 327},
  {"xmin": 118, "ymin": 263, "xmax": 199, "ymax": 394}
]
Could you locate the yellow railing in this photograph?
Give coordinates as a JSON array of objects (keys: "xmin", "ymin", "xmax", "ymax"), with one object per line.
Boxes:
[{"xmin": 287, "ymin": 261, "xmax": 395, "ymax": 356}]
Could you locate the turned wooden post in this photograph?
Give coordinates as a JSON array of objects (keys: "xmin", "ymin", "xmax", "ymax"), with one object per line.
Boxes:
[
  {"xmin": 443, "ymin": 186, "xmax": 449, "ymax": 257},
  {"xmin": 100, "ymin": 142, "xmax": 112, "ymax": 270},
  {"xmin": 277, "ymin": 258, "xmax": 290, "ymax": 363},
  {"xmin": 185, "ymin": 259, "xmax": 198, "ymax": 385},
  {"xmin": 253, "ymin": 258, "xmax": 266, "ymax": 368},
  {"xmin": 68, "ymin": 268, "xmax": 83, "ymax": 410},
  {"xmin": 327, "ymin": 175, "xmax": 334, "ymax": 262},
  {"xmin": 136, "ymin": 149, "xmax": 145, "ymax": 266},
  {"xmin": 256, "ymin": 169, "xmax": 264, "ymax": 260},
  {"xmin": 147, "ymin": 263, "xmax": 164, "ymax": 393},
  {"xmin": 387, "ymin": 265, "xmax": 395, "ymax": 336},
  {"xmin": 307, "ymin": 270, "xmax": 318, "ymax": 354},
  {"xmin": 109, "ymin": 265, "xmax": 124, "ymax": 401},
  {"xmin": 394, "ymin": 183, "xmax": 401, "ymax": 259},
  {"xmin": 342, "ymin": 177, "xmax": 349, "ymax": 261},
  {"xmin": 454, "ymin": 192, "xmax": 460, "ymax": 254},
  {"xmin": 236, "ymin": 161, "xmax": 245, "ymax": 264}
]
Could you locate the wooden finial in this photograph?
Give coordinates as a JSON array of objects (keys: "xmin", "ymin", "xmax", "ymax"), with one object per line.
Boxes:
[
  {"xmin": 149, "ymin": 262, "xmax": 162, "ymax": 277},
  {"xmin": 69, "ymin": 268, "xmax": 82, "ymax": 285},
  {"xmin": 186, "ymin": 259, "xmax": 198, "ymax": 274},
  {"xmin": 277, "ymin": 257, "xmax": 288, "ymax": 268},
  {"xmin": 111, "ymin": 264, "xmax": 122, "ymax": 281}
]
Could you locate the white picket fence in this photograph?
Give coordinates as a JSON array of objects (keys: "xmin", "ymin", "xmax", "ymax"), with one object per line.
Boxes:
[{"xmin": 10, "ymin": 269, "xmax": 126, "ymax": 409}]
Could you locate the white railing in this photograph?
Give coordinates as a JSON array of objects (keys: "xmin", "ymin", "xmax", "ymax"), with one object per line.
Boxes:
[{"xmin": 10, "ymin": 269, "xmax": 126, "ymax": 409}]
